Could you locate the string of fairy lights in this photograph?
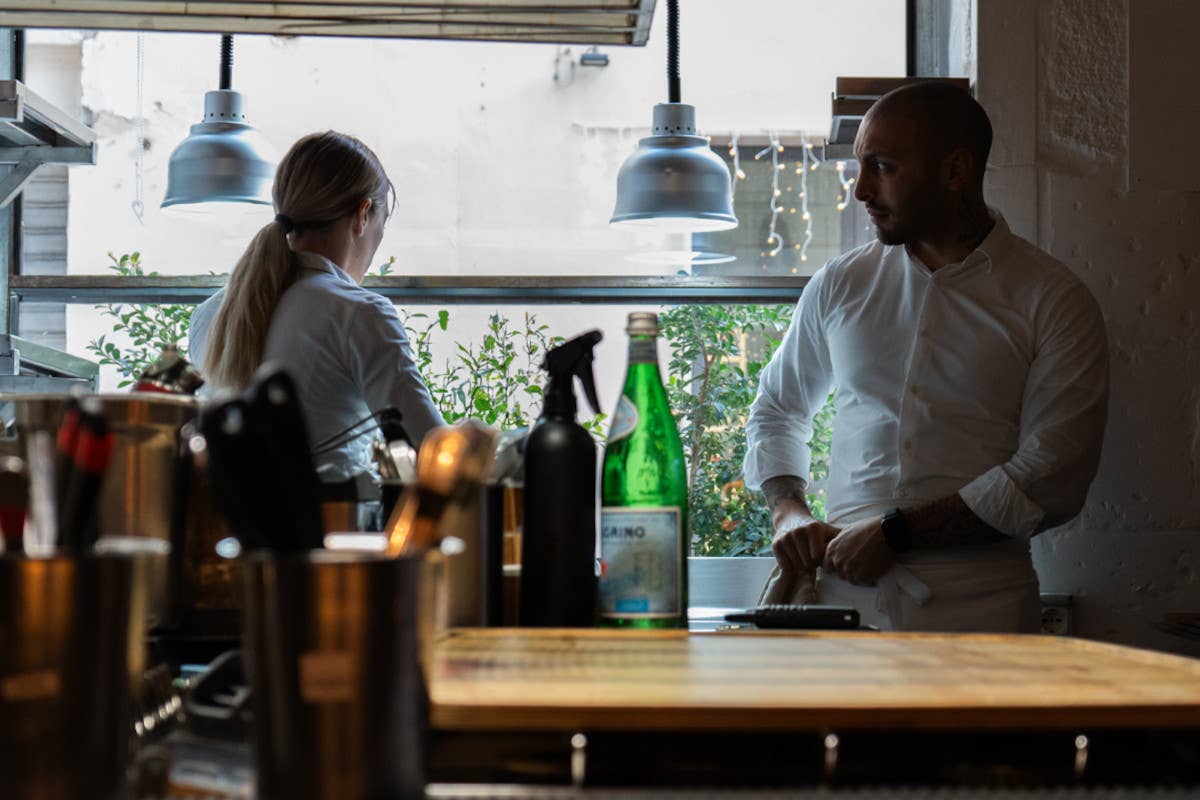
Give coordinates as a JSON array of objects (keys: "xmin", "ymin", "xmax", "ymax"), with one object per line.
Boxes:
[
  {"xmin": 752, "ymin": 132, "xmax": 784, "ymax": 258},
  {"xmin": 724, "ymin": 133, "xmax": 857, "ymax": 271}
]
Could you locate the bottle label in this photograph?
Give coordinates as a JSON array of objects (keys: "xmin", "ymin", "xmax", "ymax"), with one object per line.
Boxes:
[
  {"xmin": 598, "ymin": 507, "xmax": 682, "ymax": 617},
  {"xmin": 628, "ymin": 338, "xmax": 658, "ymax": 364},
  {"xmin": 607, "ymin": 395, "xmax": 639, "ymax": 443}
]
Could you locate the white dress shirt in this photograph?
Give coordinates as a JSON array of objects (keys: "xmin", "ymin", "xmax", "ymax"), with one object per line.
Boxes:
[
  {"xmin": 744, "ymin": 213, "xmax": 1109, "ymax": 541},
  {"xmin": 189, "ymin": 251, "xmax": 444, "ymax": 479}
]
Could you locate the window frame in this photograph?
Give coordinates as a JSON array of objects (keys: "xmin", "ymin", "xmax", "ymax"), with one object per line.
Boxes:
[
  {"xmin": 5, "ymin": 0, "xmax": 919, "ymax": 319},
  {"xmin": 8, "ymin": 273, "xmax": 812, "ymax": 307}
]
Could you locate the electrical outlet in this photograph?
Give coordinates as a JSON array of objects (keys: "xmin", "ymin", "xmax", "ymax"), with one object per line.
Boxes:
[{"xmin": 1041, "ymin": 593, "xmax": 1073, "ymax": 635}]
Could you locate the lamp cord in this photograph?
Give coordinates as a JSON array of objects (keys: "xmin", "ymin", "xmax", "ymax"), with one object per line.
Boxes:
[
  {"xmin": 219, "ymin": 34, "xmax": 233, "ymax": 90},
  {"xmin": 666, "ymin": 0, "xmax": 680, "ymax": 103},
  {"xmin": 131, "ymin": 32, "xmax": 144, "ymax": 225}
]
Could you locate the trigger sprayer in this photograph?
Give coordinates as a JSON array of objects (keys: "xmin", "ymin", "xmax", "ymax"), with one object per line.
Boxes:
[{"xmin": 520, "ymin": 330, "xmax": 604, "ymax": 627}]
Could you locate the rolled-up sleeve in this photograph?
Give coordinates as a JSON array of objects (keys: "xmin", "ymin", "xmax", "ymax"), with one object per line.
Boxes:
[
  {"xmin": 959, "ymin": 281, "xmax": 1109, "ymax": 538},
  {"xmin": 350, "ymin": 296, "xmax": 446, "ymax": 447},
  {"xmin": 743, "ymin": 268, "xmax": 835, "ymax": 490}
]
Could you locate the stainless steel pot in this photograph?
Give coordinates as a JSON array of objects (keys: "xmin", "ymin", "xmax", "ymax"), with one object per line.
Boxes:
[
  {"xmin": 243, "ymin": 551, "xmax": 428, "ymax": 800},
  {"xmin": 0, "ymin": 553, "xmax": 145, "ymax": 800},
  {"xmin": 5, "ymin": 393, "xmax": 214, "ymax": 629}
]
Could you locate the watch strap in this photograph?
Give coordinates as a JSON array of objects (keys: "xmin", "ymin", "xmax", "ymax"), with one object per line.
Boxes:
[{"xmin": 881, "ymin": 507, "xmax": 912, "ymax": 554}]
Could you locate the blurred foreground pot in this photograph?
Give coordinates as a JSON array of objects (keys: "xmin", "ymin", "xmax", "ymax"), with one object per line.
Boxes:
[{"xmin": 0, "ymin": 554, "xmax": 144, "ymax": 800}]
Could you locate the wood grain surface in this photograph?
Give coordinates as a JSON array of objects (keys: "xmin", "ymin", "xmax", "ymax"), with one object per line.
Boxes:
[{"xmin": 429, "ymin": 629, "xmax": 1200, "ymax": 732}]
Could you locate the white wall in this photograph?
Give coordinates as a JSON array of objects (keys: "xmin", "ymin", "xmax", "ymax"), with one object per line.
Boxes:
[{"xmin": 979, "ymin": 0, "xmax": 1200, "ymax": 656}]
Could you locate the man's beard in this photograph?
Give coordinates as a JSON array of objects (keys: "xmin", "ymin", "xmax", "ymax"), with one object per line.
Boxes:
[
  {"xmin": 874, "ymin": 222, "xmax": 908, "ymax": 246},
  {"xmin": 870, "ymin": 190, "xmax": 940, "ymax": 246}
]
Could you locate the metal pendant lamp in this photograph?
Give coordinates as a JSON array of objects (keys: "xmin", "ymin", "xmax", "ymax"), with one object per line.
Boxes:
[
  {"xmin": 610, "ymin": 0, "xmax": 736, "ymax": 233},
  {"xmin": 161, "ymin": 35, "xmax": 275, "ymax": 214}
]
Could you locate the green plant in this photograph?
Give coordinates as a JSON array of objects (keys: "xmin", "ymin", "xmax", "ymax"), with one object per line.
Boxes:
[
  {"xmin": 86, "ymin": 252, "xmax": 193, "ymax": 387},
  {"xmin": 401, "ymin": 309, "xmax": 606, "ymax": 436},
  {"xmin": 660, "ymin": 303, "xmax": 835, "ymax": 557}
]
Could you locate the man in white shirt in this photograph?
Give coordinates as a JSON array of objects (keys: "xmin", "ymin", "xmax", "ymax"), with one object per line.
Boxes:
[{"xmin": 743, "ymin": 82, "xmax": 1109, "ymax": 632}]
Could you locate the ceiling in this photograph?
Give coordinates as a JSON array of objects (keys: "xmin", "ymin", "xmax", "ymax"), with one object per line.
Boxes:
[{"xmin": 0, "ymin": 1, "xmax": 658, "ymax": 45}]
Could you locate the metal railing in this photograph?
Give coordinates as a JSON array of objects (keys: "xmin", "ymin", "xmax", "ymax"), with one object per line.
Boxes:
[{"xmin": 9, "ymin": 274, "xmax": 810, "ymax": 306}]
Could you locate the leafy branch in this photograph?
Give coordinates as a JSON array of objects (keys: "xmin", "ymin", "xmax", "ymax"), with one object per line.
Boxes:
[
  {"xmin": 661, "ymin": 304, "xmax": 835, "ymax": 556},
  {"xmin": 400, "ymin": 308, "xmax": 607, "ymax": 438},
  {"xmin": 85, "ymin": 252, "xmax": 193, "ymax": 388}
]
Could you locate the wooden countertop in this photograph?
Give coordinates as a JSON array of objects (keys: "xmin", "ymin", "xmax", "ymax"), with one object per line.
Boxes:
[{"xmin": 429, "ymin": 628, "xmax": 1200, "ymax": 732}]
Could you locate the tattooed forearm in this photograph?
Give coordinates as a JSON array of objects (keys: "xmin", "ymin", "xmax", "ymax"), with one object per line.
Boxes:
[
  {"xmin": 904, "ymin": 493, "xmax": 1008, "ymax": 550},
  {"xmin": 761, "ymin": 475, "xmax": 810, "ymax": 513}
]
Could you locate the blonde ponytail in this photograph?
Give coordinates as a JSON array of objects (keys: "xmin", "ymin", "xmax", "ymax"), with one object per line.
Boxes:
[
  {"xmin": 200, "ymin": 131, "xmax": 395, "ymax": 390},
  {"xmin": 203, "ymin": 220, "xmax": 296, "ymax": 388}
]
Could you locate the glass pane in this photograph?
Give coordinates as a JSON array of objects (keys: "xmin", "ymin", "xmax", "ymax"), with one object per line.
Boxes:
[
  {"xmin": 46, "ymin": 299, "xmax": 832, "ymax": 556},
  {"xmin": 22, "ymin": 0, "xmax": 905, "ymax": 276},
  {"xmin": 694, "ymin": 150, "xmax": 871, "ymax": 276}
]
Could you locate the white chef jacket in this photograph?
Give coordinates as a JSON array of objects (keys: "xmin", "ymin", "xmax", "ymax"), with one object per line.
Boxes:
[
  {"xmin": 743, "ymin": 213, "xmax": 1109, "ymax": 630},
  {"xmin": 188, "ymin": 251, "xmax": 444, "ymax": 479}
]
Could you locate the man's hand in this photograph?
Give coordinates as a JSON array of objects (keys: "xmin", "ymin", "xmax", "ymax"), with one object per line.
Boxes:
[
  {"xmin": 823, "ymin": 515, "xmax": 894, "ymax": 585},
  {"xmin": 761, "ymin": 475, "xmax": 839, "ymax": 573},
  {"xmin": 772, "ymin": 502, "xmax": 840, "ymax": 573}
]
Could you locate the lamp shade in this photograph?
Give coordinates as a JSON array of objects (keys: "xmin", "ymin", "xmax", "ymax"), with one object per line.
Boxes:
[
  {"xmin": 161, "ymin": 90, "xmax": 275, "ymax": 212},
  {"xmin": 611, "ymin": 103, "xmax": 737, "ymax": 233}
]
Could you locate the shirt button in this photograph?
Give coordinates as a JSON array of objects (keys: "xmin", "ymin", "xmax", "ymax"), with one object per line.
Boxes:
[
  {"xmin": 909, "ymin": 385, "xmax": 919, "ymax": 396},
  {"xmin": 903, "ymin": 440, "xmax": 913, "ymax": 450},
  {"xmin": 898, "ymin": 488, "xmax": 910, "ymax": 498}
]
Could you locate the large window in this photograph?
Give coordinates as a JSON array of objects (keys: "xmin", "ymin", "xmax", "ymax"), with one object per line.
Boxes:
[{"xmin": 11, "ymin": 1, "xmax": 907, "ymax": 555}]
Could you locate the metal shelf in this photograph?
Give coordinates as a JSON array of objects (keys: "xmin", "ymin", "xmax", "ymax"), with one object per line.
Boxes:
[
  {"xmin": 0, "ymin": 1, "xmax": 658, "ymax": 45},
  {"xmin": 0, "ymin": 79, "xmax": 95, "ymax": 149},
  {"xmin": 0, "ymin": 80, "xmax": 97, "ymax": 208}
]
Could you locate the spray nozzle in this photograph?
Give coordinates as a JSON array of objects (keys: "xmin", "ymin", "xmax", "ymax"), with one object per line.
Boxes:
[{"xmin": 542, "ymin": 329, "xmax": 603, "ymax": 418}]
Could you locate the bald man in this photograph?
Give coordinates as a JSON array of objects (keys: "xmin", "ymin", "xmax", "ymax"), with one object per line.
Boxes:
[{"xmin": 743, "ymin": 83, "xmax": 1109, "ymax": 632}]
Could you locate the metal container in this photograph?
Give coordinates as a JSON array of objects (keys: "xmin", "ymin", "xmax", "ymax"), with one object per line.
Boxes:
[
  {"xmin": 243, "ymin": 551, "xmax": 431, "ymax": 800},
  {"xmin": 0, "ymin": 553, "xmax": 145, "ymax": 800},
  {"xmin": 382, "ymin": 481, "xmax": 504, "ymax": 627},
  {"xmin": 5, "ymin": 393, "xmax": 217, "ymax": 630},
  {"xmin": 10, "ymin": 392, "xmax": 196, "ymax": 539},
  {"xmin": 320, "ymin": 473, "xmax": 382, "ymax": 534}
]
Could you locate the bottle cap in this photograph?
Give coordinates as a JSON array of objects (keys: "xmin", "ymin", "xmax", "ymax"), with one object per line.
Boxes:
[{"xmin": 626, "ymin": 312, "xmax": 660, "ymax": 337}]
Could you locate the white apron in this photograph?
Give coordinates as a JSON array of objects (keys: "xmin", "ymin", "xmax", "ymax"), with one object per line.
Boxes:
[{"xmin": 759, "ymin": 540, "xmax": 1041, "ymax": 633}]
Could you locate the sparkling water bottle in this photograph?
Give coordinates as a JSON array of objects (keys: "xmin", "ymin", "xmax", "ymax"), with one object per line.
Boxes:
[{"xmin": 599, "ymin": 312, "xmax": 688, "ymax": 628}]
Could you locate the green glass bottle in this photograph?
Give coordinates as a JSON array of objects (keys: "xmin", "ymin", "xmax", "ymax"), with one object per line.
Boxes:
[{"xmin": 599, "ymin": 312, "xmax": 688, "ymax": 628}]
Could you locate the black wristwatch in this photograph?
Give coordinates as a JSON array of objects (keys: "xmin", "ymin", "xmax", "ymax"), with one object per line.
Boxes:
[{"xmin": 881, "ymin": 507, "xmax": 912, "ymax": 554}]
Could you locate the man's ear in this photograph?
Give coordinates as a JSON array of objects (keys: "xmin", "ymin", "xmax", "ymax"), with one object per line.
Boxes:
[{"xmin": 943, "ymin": 147, "xmax": 974, "ymax": 192}]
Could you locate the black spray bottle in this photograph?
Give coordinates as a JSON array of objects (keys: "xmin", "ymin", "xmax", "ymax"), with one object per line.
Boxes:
[{"xmin": 520, "ymin": 330, "xmax": 603, "ymax": 627}]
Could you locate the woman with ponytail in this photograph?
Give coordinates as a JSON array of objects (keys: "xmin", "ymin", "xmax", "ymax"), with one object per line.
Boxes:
[{"xmin": 188, "ymin": 131, "xmax": 444, "ymax": 478}]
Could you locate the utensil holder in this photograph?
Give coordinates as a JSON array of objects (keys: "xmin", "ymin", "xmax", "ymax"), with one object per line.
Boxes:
[
  {"xmin": 0, "ymin": 553, "xmax": 144, "ymax": 800},
  {"xmin": 242, "ymin": 551, "xmax": 432, "ymax": 800}
]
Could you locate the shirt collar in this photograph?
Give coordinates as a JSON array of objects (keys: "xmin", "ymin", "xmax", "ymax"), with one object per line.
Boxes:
[
  {"xmin": 904, "ymin": 208, "xmax": 1013, "ymax": 278},
  {"xmin": 970, "ymin": 209, "xmax": 1013, "ymax": 273},
  {"xmin": 295, "ymin": 250, "xmax": 356, "ymax": 286}
]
